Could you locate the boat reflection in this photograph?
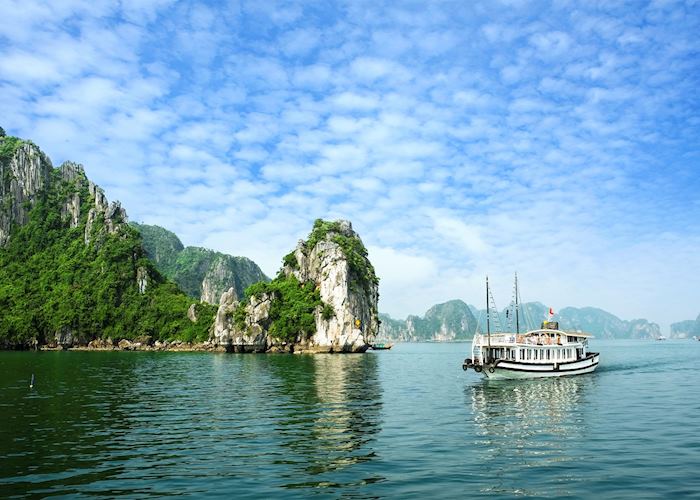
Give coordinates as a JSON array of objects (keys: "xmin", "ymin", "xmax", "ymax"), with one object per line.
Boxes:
[{"xmin": 467, "ymin": 376, "xmax": 595, "ymax": 495}]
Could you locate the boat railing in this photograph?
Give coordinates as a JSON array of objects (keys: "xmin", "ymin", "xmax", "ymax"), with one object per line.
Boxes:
[{"xmin": 473, "ymin": 333, "xmax": 579, "ymax": 346}]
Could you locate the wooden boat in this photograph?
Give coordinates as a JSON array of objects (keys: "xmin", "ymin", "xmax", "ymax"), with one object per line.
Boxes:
[{"xmin": 370, "ymin": 342, "xmax": 393, "ymax": 350}]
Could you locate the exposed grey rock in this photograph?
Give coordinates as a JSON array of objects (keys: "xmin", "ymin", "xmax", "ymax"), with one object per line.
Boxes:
[
  {"xmin": 187, "ymin": 303, "xmax": 198, "ymax": 323},
  {"xmin": 201, "ymin": 255, "xmax": 239, "ymax": 304},
  {"xmin": 54, "ymin": 327, "xmax": 75, "ymax": 347},
  {"xmin": 0, "ymin": 139, "xmax": 128, "ymax": 247},
  {"xmin": 0, "ymin": 142, "xmax": 52, "ymax": 246},
  {"xmin": 212, "ymin": 287, "xmax": 238, "ymax": 346},
  {"xmin": 118, "ymin": 339, "xmax": 133, "ymax": 350},
  {"xmin": 85, "ymin": 208, "xmax": 97, "ymax": 244},
  {"xmin": 136, "ymin": 266, "xmax": 149, "ymax": 294}
]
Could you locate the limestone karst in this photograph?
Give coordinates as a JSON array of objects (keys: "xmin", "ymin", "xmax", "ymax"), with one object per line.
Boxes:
[{"xmin": 213, "ymin": 219, "xmax": 380, "ymax": 353}]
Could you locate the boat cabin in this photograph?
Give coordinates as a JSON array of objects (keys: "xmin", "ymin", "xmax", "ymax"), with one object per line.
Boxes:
[{"xmin": 474, "ymin": 321, "xmax": 592, "ymax": 365}]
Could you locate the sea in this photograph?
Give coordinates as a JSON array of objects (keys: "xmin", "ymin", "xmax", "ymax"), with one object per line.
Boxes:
[{"xmin": 1, "ymin": 340, "xmax": 699, "ymax": 499}]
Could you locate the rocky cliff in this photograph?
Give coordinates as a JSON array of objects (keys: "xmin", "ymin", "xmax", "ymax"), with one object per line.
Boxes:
[
  {"xmin": 0, "ymin": 132, "xmax": 214, "ymax": 348},
  {"xmin": 213, "ymin": 219, "xmax": 379, "ymax": 353},
  {"xmin": 133, "ymin": 223, "xmax": 268, "ymax": 304},
  {"xmin": 670, "ymin": 314, "xmax": 700, "ymax": 338},
  {"xmin": 1, "ymin": 138, "xmax": 52, "ymax": 246}
]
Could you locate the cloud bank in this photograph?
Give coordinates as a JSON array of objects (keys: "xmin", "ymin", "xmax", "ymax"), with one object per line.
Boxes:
[{"xmin": 1, "ymin": 0, "xmax": 699, "ymax": 330}]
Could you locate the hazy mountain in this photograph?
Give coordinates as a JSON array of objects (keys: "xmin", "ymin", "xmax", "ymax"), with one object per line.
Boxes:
[
  {"xmin": 670, "ymin": 314, "xmax": 700, "ymax": 338},
  {"xmin": 383, "ymin": 301, "xmax": 661, "ymax": 340},
  {"xmin": 379, "ymin": 299, "xmax": 477, "ymax": 341},
  {"xmin": 132, "ymin": 223, "xmax": 269, "ymax": 305}
]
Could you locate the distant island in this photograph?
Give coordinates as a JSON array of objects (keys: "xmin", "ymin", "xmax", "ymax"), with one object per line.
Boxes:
[
  {"xmin": 379, "ymin": 300, "xmax": 681, "ymax": 341},
  {"xmin": 670, "ymin": 315, "xmax": 700, "ymax": 338}
]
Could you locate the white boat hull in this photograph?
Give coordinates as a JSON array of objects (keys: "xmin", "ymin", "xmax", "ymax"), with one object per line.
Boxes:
[{"xmin": 479, "ymin": 353, "xmax": 599, "ymax": 380}]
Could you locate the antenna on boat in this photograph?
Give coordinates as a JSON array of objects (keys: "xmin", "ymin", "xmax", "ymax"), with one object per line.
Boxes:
[
  {"xmin": 486, "ymin": 275, "xmax": 491, "ymax": 348},
  {"xmin": 515, "ymin": 272, "xmax": 520, "ymax": 335}
]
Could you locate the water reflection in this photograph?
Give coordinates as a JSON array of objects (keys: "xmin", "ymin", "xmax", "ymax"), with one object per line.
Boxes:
[
  {"xmin": 1, "ymin": 351, "xmax": 384, "ymax": 497},
  {"xmin": 0, "ymin": 352, "xmax": 142, "ymax": 498},
  {"xmin": 467, "ymin": 377, "xmax": 594, "ymax": 496},
  {"xmin": 266, "ymin": 354, "xmax": 383, "ymax": 490}
]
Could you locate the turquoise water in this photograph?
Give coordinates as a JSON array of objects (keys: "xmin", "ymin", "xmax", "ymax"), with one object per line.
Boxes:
[{"xmin": 1, "ymin": 340, "xmax": 699, "ymax": 498}]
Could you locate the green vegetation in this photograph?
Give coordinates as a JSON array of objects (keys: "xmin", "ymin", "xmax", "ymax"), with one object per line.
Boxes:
[
  {"xmin": 133, "ymin": 222, "xmax": 269, "ymax": 302},
  {"xmin": 0, "ymin": 151, "xmax": 216, "ymax": 347},
  {"xmin": 1, "ymin": 135, "xmax": 23, "ymax": 169},
  {"xmin": 282, "ymin": 250, "xmax": 298, "ymax": 269},
  {"xmin": 321, "ymin": 303, "xmax": 335, "ymax": 321},
  {"xmin": 235, "ymin": 274, "xmax": 322, "ymax": 342}
]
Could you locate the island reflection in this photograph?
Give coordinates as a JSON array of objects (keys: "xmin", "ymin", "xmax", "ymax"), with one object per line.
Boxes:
[{"xmin": 265, "ymin": 353, "xmax": 383, "ymax": 489}]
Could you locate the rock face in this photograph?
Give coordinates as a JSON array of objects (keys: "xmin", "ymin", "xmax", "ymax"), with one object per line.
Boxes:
[
  {"xmin": 0, "ymin": 138, "xmax": 128, "ymax": 249},
  {"xmin": 133, "ymin": 223, "xmax": 268, "ymax": 305},
  {"xmin": 212, "ymin": 219, "xmax": 379, "ymax": 353},
  {"xmin": 1, "ymin": 141, "xmax": 52, "ymax": 246}
]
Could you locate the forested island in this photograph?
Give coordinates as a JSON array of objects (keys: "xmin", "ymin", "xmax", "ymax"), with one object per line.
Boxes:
[{"xmin": 0, "ymin": 131, "xmax": 379, "ymax": 352}]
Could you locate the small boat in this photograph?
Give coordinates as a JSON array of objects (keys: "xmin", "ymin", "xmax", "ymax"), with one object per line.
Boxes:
[
  {"xmin": 370, "ymin": 342, "xmax": 393, "ymax": 350},
  {"xmin": 656, "ymin": 336, "xmax": 667, "ymax": 341},
  {"xmin": 462, "ymin": 274, "xmax": 600, "ymax": 379}
]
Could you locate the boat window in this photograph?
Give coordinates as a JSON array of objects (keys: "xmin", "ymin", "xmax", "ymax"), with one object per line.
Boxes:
[{"xmin": 546, "ymin": 349, "xmax": 550, "ymax": 360}]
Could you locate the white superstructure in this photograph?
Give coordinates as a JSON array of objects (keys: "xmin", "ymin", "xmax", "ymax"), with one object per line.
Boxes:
[{"xmin": 463, "ymin": 324, "xmax": 599, "ymax": 379}]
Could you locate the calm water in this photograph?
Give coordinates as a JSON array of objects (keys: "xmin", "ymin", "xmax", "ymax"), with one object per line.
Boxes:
[{"xmin": 1, "ymin": 340, "xmax": 699, "ymax": 498}]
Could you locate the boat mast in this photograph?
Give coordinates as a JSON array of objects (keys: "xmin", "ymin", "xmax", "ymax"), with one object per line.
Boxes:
[
  {"xmin": 486, "ymin": 275, "xmax": 491, "ymax": 348},
  {"xmin": 515, "ymin": 272, "xmax": 520, "ymax": 334}
]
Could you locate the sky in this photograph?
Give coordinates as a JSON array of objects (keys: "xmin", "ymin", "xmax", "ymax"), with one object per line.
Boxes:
[{"xmin": 1, "ymin": 0, "xmax": 699, "ymax": 331}]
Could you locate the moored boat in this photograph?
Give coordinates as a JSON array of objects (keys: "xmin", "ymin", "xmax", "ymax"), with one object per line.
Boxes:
[
  {"xmin": 462, "ymin": 274, "xmax": 600, "ymax": 379},
  {"xmin": 370, "ymin": 342, "xmax": 393, "ymax": 350}
]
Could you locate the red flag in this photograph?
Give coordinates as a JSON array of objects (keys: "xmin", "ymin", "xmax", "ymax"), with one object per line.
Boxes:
[{"xmin": 549, "ymin": 307, "xmax": 554, "ymax": 316}]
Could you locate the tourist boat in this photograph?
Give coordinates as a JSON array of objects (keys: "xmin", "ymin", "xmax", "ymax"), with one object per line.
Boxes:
[{"xmin": 462, "ymin": 275, "xmax": 600, "ymax": 379}]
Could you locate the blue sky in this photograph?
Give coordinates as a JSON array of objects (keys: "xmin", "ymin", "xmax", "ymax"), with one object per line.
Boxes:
[{"xmin": 1, "ymin": 0, "xmax": 699, "ymax": 330}]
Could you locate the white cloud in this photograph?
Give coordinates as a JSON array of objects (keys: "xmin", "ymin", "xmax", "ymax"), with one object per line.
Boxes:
[{"xmin": 2, "ymin": 0, "xmax": 699, "ymax": 331}]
